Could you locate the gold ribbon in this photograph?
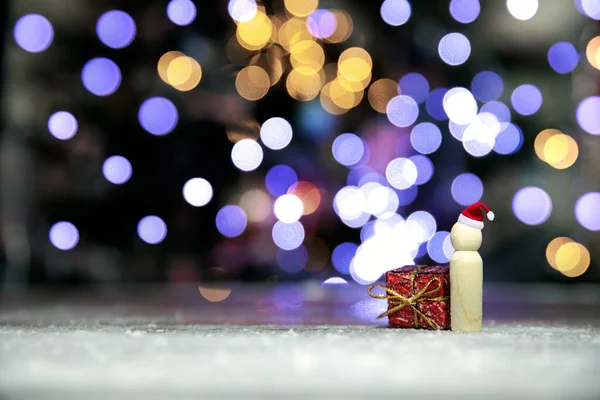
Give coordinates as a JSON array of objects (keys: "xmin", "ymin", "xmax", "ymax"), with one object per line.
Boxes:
[{"xmin": 368, "ymin": 267, "xmax": 449, "ymax": 330}]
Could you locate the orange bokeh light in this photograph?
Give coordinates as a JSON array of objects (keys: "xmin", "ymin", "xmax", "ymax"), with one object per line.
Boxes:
[{"xmin": 288, "ymin": 181, "xmax": 321, "ymax": 215}]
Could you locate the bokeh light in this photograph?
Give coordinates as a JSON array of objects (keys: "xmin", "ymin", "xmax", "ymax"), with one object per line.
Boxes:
[
  {"xmin": 49, "ymin": 222, "xmax": 79, "ymax": 251},
  {"xmin": 231, "ymin": 138, "xmax": 263, "ymax": 171},
  {"xmin": 428, "ymin": 231, "xmax": 451, "ymax": 263},
  {"xmin": 461, "ymin": 113, "xmax": 499, "ymax": 157},
  {"xmin": 81, "ymin": 58, "xmax": 122, "ymax": 96},
  {"xmin": 166, "ymin": 55, "xmax": 202, "ymax": 91},
  {"xmin": 102, "ymin": 156, "xmax": 132, "ymax": 185},
  {"xmin": 443, "ymin": 87, "xmax": 478, "ymax": 125},
  {"xmin": 410, "ymin": 155, "xmax": 434, "ymax": 185},
  {"xmin": 332, "ymin": 242, "xmax": 358, "ymax": 274},
  {"xmin": 48, "ymin": 111, "xmax": 78, "ymax": 140},
  {"xmin": 426, "ymin": 88, "xmax": 449, "ymax": 120},
  {"xmin": 512, "ymin": 187, "xmax": 552, "ymax": 225},
  {"xmin": 260, "ymin": 117, "xmax": 293, "ymax": 150},
  {"xmin": 511, "ymin": 84, "xmax": 542, "ymax": 116},
  {"xmin": 167, "ymin": 0, "xmax": 197, "ymax": 26},
  {"xmin": 368, "ymin": 79, "xmax": 400, "ymax": 113},
  {"xmin": 236, "ymin": 65, "xmax": 270, "ymax": 100},
  {"xmin": 323, "ymin": 277, "xmax": 349, "ymax": 285},
  {"xmin": 198, "ymin": 286, "xmax": 232, "ymax": 302},
  {"xmin": 582, "ymin": 0, "xmax": 600, "ymax": 19},
  {"xmin": 274, "ymin": 194, "xmax": 304, "ymax": 223},
  {"xmin": 286, "ymin": 69, "xmax": 324, "ymax": 101},
  {"xmin": 449, "ymin": 0, "xmax": 480, "ymax": 24},
  {"xmin": 398, "ymin": 73, "xmax": 430, "ymax": 104},
  {"xmin": 506, "ymin": 0, "xmax": 538, "ymax": 20},
  {"xmin": 138, "ymin": 97, "xmax": 178, "ymax": 136},
  {"xmin": 556, "ymin": 242, "xmax": 591, "ymax": 278},
  {"xmin": 380, "ymin": 0, "xmax": 412, "ymax": 26},
  {"xmin": 332, "ymin": 133, "xmax": 365, "ymax": 166},
  {"xmin": 216, "ymin": 205, "xmax": 248, "ymax": 238},
  {"xmin": 438, "ymin": 33, "xmax": 471, "ymax": 66},
  {"xmin": 239, "ymin": 189, "xmax": 272, "ymax": 223},
  {"xmin": 386, "ymin": 157, "xmax": 418, "ymax": 189},
  {"xmin": 480, "ymin": 101, "xmax": 511, "ymax": 126},
  {"xmin": 534, "ymin": 128, "xmax": 579, "ymax": 169},
  {"xmin": 471, "ymin": 71, "xmax": 503, "ymax": 102},
  {"xmin": 387, "ymin": 95, "xmax": 419, "ymax": 127},
  {"xmin": 407, "ymin": 211, "xmax": 437, "ymax": 243},
  {"xmin": 451, "ymin": 173, "xmax": 483, "ymax": 206},
  {"xmin": 285, "ymin": 0, "xmax": 318, "ymax": 17},
  {"xmin": 546, "ymin": 236, "xmax": 573, "ymax": 270},
  {"xmin": 547, "ymin": 42, "xmax": 579, "ymax": 74},
  {"xmin": 334, "ymin": 186, "xmax": 366, "ymax": 222},
  {"xmin": 236, "ymin": 11, "xmax": 272, "ymax": 50},
  {"xmin": 410, "ymin": 122, "xmax": 442, "ymax": 154},
  {"xmin": 325, "ymin": 10, "xmax": 353, "ymax": 43},
  {"xmin": 96, "ymin": 10, "xmax": 136, "ymax": 49},
  {"xmin": 575, "ymin": 192, "xmax": 600, "ymax": 231},
  {"xmin": 228, "ymin": 0, "xmax": 258, "ymax": 23},
  {"xmin": 14, "ymin": 14, "xmax": 53, "ymax": 53},
  {"xmin": 266, "ymin": 165, "xmax": 298, "ymax": 196},
  {"xmin": 494, "ymin": 123, "xmax": 524, "ymax": 155},
  {"xmin": 183, "ymin": 178, "xmax": 213, "ymax": 207},
  {"xmin": 272, "ymin": 221, "xmax": 305, "ymax": 250},
  {"xmin": 138, "ymin": 216, "xmax": 167, "ymax": 244},
  {"xmin": 396, "ymin": 185, "xmax": 419, "ymax": 206},
  {"xmin": 585, "ymin": 36, "xmax": 600, "ymax": 70},
  {"xmin": 288, "ymin": 181, "xmax": 321, "ymax": 215},
  {"xmin": 576, "ymin": 97, "xmax": 600, "ymax": 135},
  {"xmin": 277, "ymin": 246, "xmax": 309, "ymax": 273},
  {"xmin": 306, "ymin": 9, "xmax": 337, "ymax": 39}
]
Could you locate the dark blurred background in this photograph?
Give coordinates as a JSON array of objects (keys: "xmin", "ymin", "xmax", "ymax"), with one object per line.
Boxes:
[{"xmin": 1, "ymin": 0, "xmax": 599, "ymax": 293}]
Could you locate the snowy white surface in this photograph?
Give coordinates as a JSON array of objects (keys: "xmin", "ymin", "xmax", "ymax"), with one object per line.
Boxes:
[{"xmin": 1, "ymin": 323, "xmax": 600, "ymax": 399}]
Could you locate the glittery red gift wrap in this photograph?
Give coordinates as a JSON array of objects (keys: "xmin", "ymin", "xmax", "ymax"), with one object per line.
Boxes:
[{"xmin": 385, "ymin": 265, "xmax": 450, "ymax": 330}]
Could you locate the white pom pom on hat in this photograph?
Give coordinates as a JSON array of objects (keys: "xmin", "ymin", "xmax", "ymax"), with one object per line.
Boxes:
[{"xmin": 457, "ymin": 202, "xmax": 495, "ymax": 229}]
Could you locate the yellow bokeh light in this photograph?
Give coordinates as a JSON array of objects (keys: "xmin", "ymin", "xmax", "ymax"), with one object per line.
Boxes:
[
  {"xmin": 278, "ymin": 18, "xmax": 313, "ymax": 52},
  {"xmin": 534, "ymin": 129, "xmax": 560, "ymax": 163},
  {"xmin": 167, "ymin": 56, "xmax": 202, "ymax": 91},
  {"xmin": 284, "ymin": 0, "xmax": 319, "ymax": 17},
  {"xmin": 338, "ymin": 57, "xmax": 371, "ymax": 83},
  {"xmin": 266, "ymin": 45, "xmax": 285, "ymax": 86},
  {"xmin": 290, "ymin": 40, "xmax": 325, "ymax": 74},
  {"xmin": 556, "ymin": 242, "xmax": 591, "ymax": 278},
  {"xmin": 329, "ymin": 78, "xmax": 364, "ymax": 109},
  {"xmin": 226, "ymin": 119, "xmax": 260, "ymax": 143},
  {"xmin": 339, "ymin": 47, "xmax": 373, "ymax": 69},
  {"xmin": 286, "ymin": 68, "xmax": 324, "ymax": 101},
  {"xmin": 320, "ymin": 82, "xmax": 349, "ymax": 115},
  {"xmin": 237, "ymin": 11, "xmax": 273, "ymax": 50},
  {"xmin": 546, "ymin": 237, "xmax": 573, "ymax": 270},
  {"xmin": 235, "ymin": 65, "xmax": 271, "ymax": 101},
  {"xmin": 325, "ymin": 10, "xmax": 353, "ymax": 44},
  {"xmin": 586, "ymin": 36, "xmax": 600, "ymax": 70},
  {"xmin": 561, "ymin": 244, "xmax": 591, "ymax": 278},
  {"xmin": 368, "ymin": 78, "xmax": 400, "ymax": 113},
  {"xmin": 543, "ymin": 133, "xmax": 578, "ymax": 170},
  {"xmin": 158, "ymin": 51, "xmax": 185, "ymax": 84},
  {"xmin": 239, "ymin": 189, "xmax": 272, "ymax": 223}
]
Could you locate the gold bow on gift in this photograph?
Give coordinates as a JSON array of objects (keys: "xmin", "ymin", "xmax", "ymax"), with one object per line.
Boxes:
[{"xmin": 367, "ymin": 268, "xmax": 449, "ymax": 330}]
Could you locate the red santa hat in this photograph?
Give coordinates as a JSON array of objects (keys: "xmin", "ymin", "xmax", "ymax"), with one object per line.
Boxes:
[{"xmin": 457, "ymin": 202, "xmax": 495, "ymax": 229}]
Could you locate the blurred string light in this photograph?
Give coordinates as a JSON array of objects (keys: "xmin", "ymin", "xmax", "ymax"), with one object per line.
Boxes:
[
  {"xmin": 368, "ymin": 79, "xmax": 400, "ymax": 113},
  {"xmin": 582, "ymin": 0, "xmax": 600, "ymax": 19},
  {"xmin": 96, "ymin": 10, "xmax": 136, "ymax": 49},
  {"xmin": 167, "ymin": 0, "xmax": 197, "ymax": 26},
  {"xmin": 231, "ymin": 138, "xmax": 264, "ymax": 171},
  {"xmin": 285, "ymin": 0, "xmax": 318, "ymax": 17},
  {"xmin": 576, "ymin": 97, "xmax": 600, "ymax": 134},
  {"xmin": 506, "ymin": 0, "xmax": 538, "ymax": 20},
  {"xmin": 272, "ymin": 220, "xmax": 305, "ymax": 250},
  {"xmin": 512, "ymin": 186, "xmax": 552, "ymax": 225},
  {"xmin": 288, "ymin": 181, "xmax": 321, "ymax": 215},
  {"xmin": 277, "ymin": 246, "xmax": 308, "ymax": 273},
  {"xmin": 443, "ymin": 87, "xmax": 477, "ymax": 125},
  {"xmin": 183, "ymin": 178, "xmax": 213, "ymax": 207},
  {"xmin": 332, "ymin": 133, "xmax": 365, "ymax": 167},
  {"xmin": 410, "ymin": 155, "xmax": 434, "ymax": 185},
  {"xmin": 546, "ymin": 237, "xmax": 591, "ymax": 278},
  {"xmin": 323, "ymin": 277, "xmax": 349, "ymax": 285},
  {"xmin": 386, "ymin": 157, "xmax": 418, "ymax": 189},
  {"xmin": 451, "ymin": 173, "xmax": 483, "ymax": 206},
  {"xmin": 48, "ymin": 111, "xmax": 78, "ymax": 140},
  {"xmin": 426, "ymin": 88, "xmax": 449, "ymax": 120},
  {"xmin": 471, "ymin": 71, "xmax": 503, "ymax": 102},
  {"xmin": 13, "ymin": 14, "xmax": 53, "ymax": 53},
  {"xmin": 274, "ymin": 194, "xmax": 304, "ymax": 223},
  {"xmin": 228, "ymin": 0, "xmax": 258, "ymax": 23},
  {"xmin": 449, "ymin": 0, "xmax": 480, "ymax": 24},
  {"xmin": 239, "ymin": 189, "xmax": 271, "ymax": 223},
  {"xmin": 49, "ymin": 222, "xmax": 79, "ymax": 251},
  {"xmin": 380, "ymin": 0, "xmax": 412, "ymax": 26},
  {"xmin": 102, "ymin": 156, "xmax": 132, "ymax": 185},
  {"xmin": 81, "ymin": 58, "xmax": 122, "ymax": 96},
  {"xmin": 387, "ymin": 95, "xmax": 419, "ymax": 127},
  {"xmin": 216, "ymin": 205, "xmax": 247, "ymax": 238},
  {"xmin": 427, "ymin": 231, "xmax": 454, "ymax": 263},
  {"xmin": 260, "ymin": 117, "xmax": 293, "ymax": 150},
  {"xmin": 410, "ymin": 122, "xmax": 442, "ymax": 154},
  {"xmin": 586, "ymin": 36, "xmax": 600, "ymax": 70},
  {"xmin": 161, "ymin": 54, "xmax": 202, "ymax": 91},
  {"xmin": 575, "ymin": 192, "xmax": 600, "ymax": 231},
  {"xmin": 332, "ymin": 242, "xmax": 358, "ymax": 274},
  {"xmin": 266, "ymin": 165, "xmax": 298, "ymax": 196},
  {"xmin": 399, "ymin": 73, "xmax": 429, "ymax": 104},
  {"xmin": 236, "ymin": 65, "xmax": 270, "ymax": 100},
  {"xmin": 306, "ymin": 9, "xmax": 337, "ymax": 39},
  {"xmin": 494, "ymin": 123, "xmax": 524, "ymax": 154},
  {"xmin": 438, "ymin": 33, "xmax": 471, "ymax": 66},
  {"xmin": 138, "ymin": 216, "xmax": 167, "ymax": 244},
  {"xmin": 511, "ymin": 84, "xmax": 542, "ymax": 116},
  {"xmin": 534, "ymin": 129, "xmax": 579, "ymax": 169},
  {"xmin": 138, "ymin": 97, "xmax": 178, "ymax": 136},
  {"xmin": 547, "ymin": 42, "xmax": 579, "ymax": 74}
]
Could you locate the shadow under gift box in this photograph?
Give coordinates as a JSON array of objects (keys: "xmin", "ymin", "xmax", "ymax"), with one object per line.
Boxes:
[{"xmin": 369, "ymin": 265, "xmax": 450, "ymax": 330}]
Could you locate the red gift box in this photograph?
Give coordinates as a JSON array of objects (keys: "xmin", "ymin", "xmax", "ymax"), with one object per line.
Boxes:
[{"xmin": 368, "ymin": 265, "xmax": 450, "ymax": 330}]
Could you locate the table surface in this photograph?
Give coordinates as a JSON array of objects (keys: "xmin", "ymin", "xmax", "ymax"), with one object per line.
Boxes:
[{"xmin": 1, "ymin": 282, "xmax": 600, "ymax": 399}]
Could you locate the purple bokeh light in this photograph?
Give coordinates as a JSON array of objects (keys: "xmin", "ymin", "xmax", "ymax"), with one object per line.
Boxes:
[
  {"xmin": 167, "ymin": 0, "xmax": 197, "ymax": 26},
  {"xmin": 96, "ymin": 10, "xmax": 136, "ymax": 49},
  {"xmin": 138, "ymin": 97, "xmax": 178, "ymax": 136},
  {"xmin": 380, "ymin": 0, "xmax": 412, "ymax": 26},
  {"xmin": 451, "ymin": 173, "xmax": 483, "ymax": 206},
  {"xmin": 511, "ymin": 84, "xmax": 542, "ymax": 116},
  {"xmin": 277, "ymin": 246, "xmax": 309, "ymax": 273},
  {"xmin": 272, "ymin": 221, "xmax": 305, "ymax": 250},
  {"xmin": 399, "ymin": 73, "xmax": 430, "ymax": 104},
  {"xmin": 427, "ymin": 231, "xmax": 451, "ymax": 263},
  {"xmin": 410, "ymin": 122, "xmax": 442, "ymax": 154},
  {"xmin": 332, "ymin": 242, "xmax": 358, "ymax": 275},
  {"xmin": 582, "ymin": 0, "xmax": 600, "ymax": 19},
  {"xmin": 426, "ymin": 88, "xmax": 449, "ymax": 121},
  {"xmin": 266, "ymin": 165, "xmax": 298, "ymax": 197},
  {"xmin": 512, "ymin": 187, "xmax": 552, "ymax": 226},
  {"xmin": 137, "ymin": 216, "xmax": 167, "ymax": 244},
  {"xmin": 387, "ymin": 95, "xmax": 419, "ymax": 127},
  {"xmin": 14, "ymin": 14, "xmax": 53, "ymax": 53},
  {"xmin": 48, "ymin": 111, "xmax": 78, "ymax": 140},
  {"xmin": 332, "ymin": 133, "xmax": 365, "ymax": 166},
  {"xmin": 575, "ymin": 192, "xmax": 600, "ymax": 231},
  {"xmin": 471, "ymin": 71, "xmax": 503, "ymax": 103},
  {"xmin": 576, "ymin": 97, "xmax": 600, "ymax": 135},
  {"xmin": 449, "ymin": 0, "xmax": 481, "ymax": 24},
  {"xmin": 49, "ymin": 222, "xmax": 79, "ymax": 251},
  {"xmin": 438, "ymin": 32, "xmax": 471, "ymax": 66},
  {"xmin": 494, "ymin": 123, "xmax": 523, "ymax": 155},
  {"xmin": 102, "ymin": 156, "xmax": 132, "ymax": 185},
  {"xmin": 547, "ymin": 42, "xmax": 579, "ymax": 74},
  {"xmin": 306, "ymin": 9, "xmax": 337, "ymax": 39},
  {"xmin": 396, "ymin": 185, "xmax": 419, "ymax": 206},
  {"xmin": 81, "ymin": 58, "xmax": 122, "ymax": 96},
  {"xmin": 410, "ymin": 155, "xmax": 434, "ymax": 185},
  {"xmin": 216, "ymin": 205, "xmax": 247, "ymax": 238},
  {"xmin": 481, "ymin": 101, "xmax": 511, "ymax": 125}
]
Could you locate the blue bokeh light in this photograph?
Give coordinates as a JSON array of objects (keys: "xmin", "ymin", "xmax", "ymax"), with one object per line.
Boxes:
[
  {"xmin": 138, "ymin": 97, "xmax": 179, "ymax": 136},
  {"xmin": 167, "ymin": 0, "xmax": 197, "ymax": 26},
  {"xmin": 216, "ymin": 205, "xmax": 248, "ymax": 238},
  {"xmin": 449, "ymin": 0, "xmax": 480, "ymax": 24},
  {"xmin": 272, "ymin": 221, "xmax": 305, "ymax": 250},
  {"xmin": 410, "ymin": 122, "xmax": 442, "ymax": 154},
  {"xmin": 332, "ymin": 242, "xmax": 358, "ymax": 275},
  {"xmin": 266, "ymin": 165, "xmax": 298, "ymax": 197},
  {"xmin": 410, "ymin": 155, "xmax": 434, "ymax": 185},
  {"xmin": 137, "ymin": 216, "xmax": 167, "ymax": 244},
  {"xmin": 494, "ymin": 123, "xmax": 523, "ymax": 155},
  {"xmin": 427, "ymin": 231, "xmax": 451, "ymax": 263},
  {"xmin": 380, "ymin": 0, "xmax": 412, "ymax": 26},
  {"xmin": 387, "ymin": 95, "xmax": 419, "ymax": 127},
  {"xmin": 48, "ymin": 111, "xmax": 78, "ymax": 140},
  {"xmin": 575, "ymin": 192, "xmax": 600, "ymax": 231},
  {"xmin": 96, "ymin": 10, "xmax": 136, "ymax": 49},
  {"xmin": 577, "ymin": 97, "xmax": 600, "ymax": 135},
  {"xmin": 14, "ymin": 14, "xmax": 53, "ymax": 53},
  {"xmin": 471, "ymin": 71, "xmax": 503, "ymax": 103},
  {"xmin": 426, "ymin": 88, "xmax": 449, "ymax": 121},
  {"xmin": 396, "ymin": 185, "xmax": 419, "ymax": 206},
  {"xmin": 511, "ymin": 84, "xmax": 542, "ymax": 116},
  {"xmin": 332, "ymin": 133, "xmax": 365, "ymax": 167},
  {"xmin": 102, "ymin": 155, "xmax": 133, "ymax": 184},
  {"xmin": 547, "ymin": 42, "xmax": 579, "ymax": 74},
  {"xmin": 49, "ymin": 221, "xmax": 79, "ymax": 251},
  {"xmin": 480, "ymin": 101, "xmax": 511, "ymax": 125},
  {"xmin": 438, "ymin": 33, "xmax": 471, "ymax": 66},
  {"xmin": 81, "ymin": 58, "xmax": 122, "ymax": 96},
  {"xmin": 399, "ymin": 73, "xmax": 430, "ymax": 104},
  {"xmin": 451, "ymin": 173, "xmax": 483, "ymax": 206},
  {"xmin": 277, "ymin": 246, "xmax": 309, "ymax": 273},
  {"xmin": 512, "ymin": 187, "xmax": 552, "ymax": 226}
]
